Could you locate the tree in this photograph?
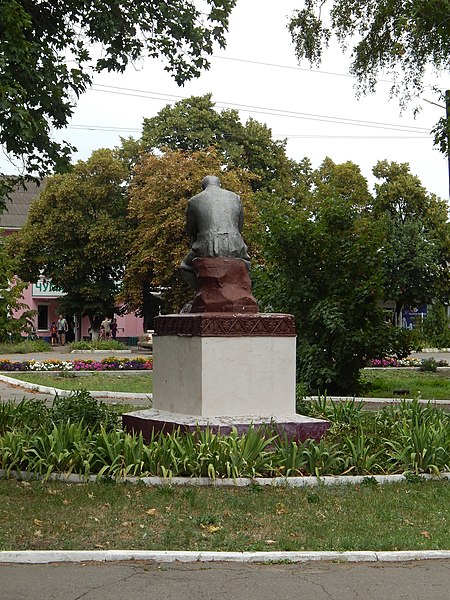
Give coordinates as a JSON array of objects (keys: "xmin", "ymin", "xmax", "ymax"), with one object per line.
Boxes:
[
  {"xmin": 0, "ymin": 244, "xmax": 34, "ymax": 341},
  {"xmin": 0, "ymin": 0, "xmax": 236, "ymax": 194},
  {"xmin": 8, "ymin": 149, "xmax": 130, "ymax": 330},
  {"xmin": 371, "ymin": 160, "xmax": 450, "ymax": 316},
  {"xmin": 120, "ymin": 148, "xmax": 257, "ymax": 315},
  {"xmin": 141, "ymin": 94, "xmax": 295, "ymax": 193},
  {"xmin": 254, "ymin": 158, "xmax": 388, "ymax": 395},
  {"xmin": 288, "ymin": 1, "xmax": 450, "ymax": 154}
]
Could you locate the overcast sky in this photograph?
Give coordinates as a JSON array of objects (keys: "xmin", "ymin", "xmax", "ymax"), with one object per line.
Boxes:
[{"xmin": 5, "ymin": 0, "xmax": 450, "ymax": 200}]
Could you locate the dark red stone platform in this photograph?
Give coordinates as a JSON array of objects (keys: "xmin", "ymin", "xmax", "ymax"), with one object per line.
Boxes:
[{"xmin": 122, "ymin": 409, "xmax": 330, "ymax": 443}]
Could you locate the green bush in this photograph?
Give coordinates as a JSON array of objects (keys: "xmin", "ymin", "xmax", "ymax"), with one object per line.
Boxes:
[
  {"xmin": 419, "ymin": 358, "xmax": 438, "ymax": 372},
  {"xmin": 0, "ymin": 339, "xmax": 52, "ymax": 354},
  {"xmin": 69, "ymin": 340, "xmax": 128, "ymax": 351},
  {"xmin": 51, "ymin": 390, "xmax": 119, "ymax": 431},
  {"xmin": 389, "ymin": 327, "xmax": 423, "ymax": 359},
  {"xmin": 422, "ymin": 302, "xmax": 450, "ymax": 348}
]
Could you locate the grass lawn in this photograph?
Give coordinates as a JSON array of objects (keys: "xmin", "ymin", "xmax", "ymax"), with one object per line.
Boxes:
[
  {"xmin": 361, "ymin": 369, "xmax": 450, "ymax": 400},
  {"xmin": 0, "ymin": 479, "xmax": 449, "ymax": 552},
  {"xmin": 10, "ymin": 372, "xmax": 153, "ymax": 394}
]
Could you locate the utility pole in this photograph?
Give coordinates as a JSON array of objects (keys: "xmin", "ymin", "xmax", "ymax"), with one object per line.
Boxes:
[{"xmin": 446, "ymin": 90, "xmax": 450, "ymax": 199}]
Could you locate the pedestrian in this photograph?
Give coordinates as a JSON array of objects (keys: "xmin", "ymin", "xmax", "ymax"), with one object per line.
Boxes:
[
  {"xmin": 110, "ymin": 317, "xmax": 118, "ymax": 340},
  {"xmin": 50, "ymin": 321, "xmax": 58, "ymax": 347},
  {"xmin": 101, "ymin": 316, "xmax": 111, "ymax": 340},
  {"xmin": 57, "ymin": 314, "xmax": 68, "ymax": 346}
]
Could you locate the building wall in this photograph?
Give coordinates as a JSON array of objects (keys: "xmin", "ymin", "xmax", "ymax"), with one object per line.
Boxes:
[{"xmin": 18, "ymin": 284, "xmax": 144, "ymax": 342}]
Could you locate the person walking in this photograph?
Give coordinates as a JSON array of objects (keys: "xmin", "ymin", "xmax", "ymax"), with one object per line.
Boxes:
[
  {"xmin": 57, "ymin": 314, "xmax": 68, "ymax": 346},
  {"xmin": 101, "ymin": 316, "xmax": 111, "ymax": 340},
  {"xmin": 50, "ymin": 322, "xmax": 58, "ymax": 347}
]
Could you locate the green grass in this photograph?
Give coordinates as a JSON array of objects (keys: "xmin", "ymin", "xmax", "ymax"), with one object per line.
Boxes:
[
  {"xmin": 0, "ymin": 479, "xmax": 449, "ymax": 552},
  {"xmin": 10, "ymin": 372, "xmax": 153, "ymax": 394},
  {"xmin": 361, "ymin": 368, "xmax": 450, "ymax": 399}
]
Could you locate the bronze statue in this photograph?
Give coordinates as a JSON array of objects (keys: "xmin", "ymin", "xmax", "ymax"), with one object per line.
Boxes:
[{"xmin": 180, "ymin": 175, "xmax": 250, "ymax": 289}]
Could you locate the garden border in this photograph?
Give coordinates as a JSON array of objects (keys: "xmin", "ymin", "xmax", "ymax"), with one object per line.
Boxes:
[{"xmin": 2, "ymin": 549, "xmax": 450, "ymax": 565}]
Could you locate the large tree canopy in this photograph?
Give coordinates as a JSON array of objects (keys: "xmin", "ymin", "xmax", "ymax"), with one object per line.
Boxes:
[
  {"xmin": 288, "ymin": 0, "xmax": 450, "ymax": 153},
  {"xmin": 254, "ymin": 158, "xmax": 387, "ymax": 395},
  {"xmin": 0, "ymin": 0, "xmax": 236, "ymax": 197},
  {"xmin": 8, "ymin": 148, "xmax": 130, "ymax": 328},
  {"xmin": 141, "ymin": 94, "xmax": 296, "ymax": 194},
  {"xmin": 371, "ymin": 160, "xmax": 450, "ymax": 314}
]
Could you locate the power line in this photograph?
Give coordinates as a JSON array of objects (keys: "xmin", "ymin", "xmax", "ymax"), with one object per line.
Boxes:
[
  {"xmin": 211, "ymin": 55, "xmax": 448, "ymax": 92},
  {"xmin": 65, "ymin": 123, "xmax": 431, "ymax": 140},
  {"xmin": 90, "ymin": 84, "xmax": 432, "ymax": 134}
]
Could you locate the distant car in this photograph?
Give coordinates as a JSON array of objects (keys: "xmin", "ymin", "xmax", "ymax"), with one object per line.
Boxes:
[{"xmin": 138, "ymin": 330, "xmax": 154, "ymax": 351}]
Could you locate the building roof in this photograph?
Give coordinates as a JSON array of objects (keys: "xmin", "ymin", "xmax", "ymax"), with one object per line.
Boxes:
[{"xmin": 0, "ymin": 179, "xmax": 43, "ymax": 231}]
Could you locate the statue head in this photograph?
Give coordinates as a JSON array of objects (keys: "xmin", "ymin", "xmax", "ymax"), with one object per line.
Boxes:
[{"xmin": 201, "ymin": 175, "xmax": 221, "ymax": 190}]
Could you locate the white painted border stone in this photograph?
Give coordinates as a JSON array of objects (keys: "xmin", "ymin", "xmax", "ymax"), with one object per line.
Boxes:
[
  {"xmin": 2, "ymin": 469, "xmax": 449, "ymax": 486},
  {"xmin": 1, "ymin": 550, "xmax": 450, "ymax": 564}
]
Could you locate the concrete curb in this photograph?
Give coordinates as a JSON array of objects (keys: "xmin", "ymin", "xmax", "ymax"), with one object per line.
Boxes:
[
  {"xmin": 1, "ymin": 549, "xmax": 450, "ymax": 565},
  {"xmin": 2, "ymin": 469, "xmax": 450, "ymax": 487},
  {"xmin": 0, "ymin": 374, "xmax": 152, "ymax": 400}
]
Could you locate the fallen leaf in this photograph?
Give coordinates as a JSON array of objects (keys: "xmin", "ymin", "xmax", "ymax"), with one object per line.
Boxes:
[
  {"xmin": 265, "ymin": 540, "xmax": 276, "ymax": 545},
  {"xmin": 207, "ymin": 525, "xmax": 222, "ymax": 533},
  {"xmin": 34, "ymin": 530, "xmax": 42, "ymax": 537},
  {"xmin": 33, "ymin": 519, "xmax": 43, "ymax": 526},
  {"xmin": 146, "ymin": 508, "xmax": 158, "ymax": 516},
  {"xmin": 62, "ymin": 499, "xmax": 70, "ymax": 505},
  {"xmin": 421, "ymin": 531, "xmax": 431, "ymax": 539}
]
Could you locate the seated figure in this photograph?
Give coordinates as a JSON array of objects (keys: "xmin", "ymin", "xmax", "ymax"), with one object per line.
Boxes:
[{"xmin": 180, "ymin": 175, "xmax": 250, "ymax": 289}]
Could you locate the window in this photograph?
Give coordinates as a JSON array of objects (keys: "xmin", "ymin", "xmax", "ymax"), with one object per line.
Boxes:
[{"xmin": 37, "ymin": 305, "xmax": 49, "ymax": 331}]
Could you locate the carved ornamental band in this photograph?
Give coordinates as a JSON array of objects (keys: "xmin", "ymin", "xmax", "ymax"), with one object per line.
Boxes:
[{"xmin": 155, "ymin": 313, "xmax": 296, "ymax": 337}]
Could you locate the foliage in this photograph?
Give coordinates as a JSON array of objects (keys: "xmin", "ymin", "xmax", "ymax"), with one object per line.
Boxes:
[
  {"xmin": 371, "ymin": 161, "xmax": 450, "ymax": 315},
  {"xmin": 288, "ymin": 0, "xmax": 450, "ymax": 154},
  {"xmin": 121, "ymin": 148, "xmax": 257, "ymax": 313},
  {"xmin": 0, "ymin": 0, "xmax": 236, "ymax": 190},
  {"xmin": 419, "ymin": 358, "xmax": 438, "ymax": 373},
  {"xmin": 51, "ymin": 390, "xmax": 119, "ymax": 432},
  {"xmin": 254, "ymin": 158, "xmax": 389, "ymax": 395},
  {"xmin": 141, "ymin": 94, "xmax": 296, "ymax": 194},
  {"xmin": 423, "ymin": 302, "xmax": 450, "ymax": 348},
  {"xmin": 8, "ymin": 149, "xmax": 130, "ymax": 329},
  {"xmin": 388, "ymin": 327, "xmax": 423, "ymax": 359},
  {"xmin": 2, "ymin": 396, "xmax": 450, "ymax": 479},
  {"xmin": 69, "ymin": 340, "xmax": 128, "ymax": 351},
  {"xmin": 0, "ymin": 243, "xmax": 35, "ymax": 342}
]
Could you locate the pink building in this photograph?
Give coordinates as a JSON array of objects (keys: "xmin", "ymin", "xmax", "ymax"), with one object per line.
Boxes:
[{"xmin": 1, "ymin": 181, "xmax": 144, "ymax": 342}]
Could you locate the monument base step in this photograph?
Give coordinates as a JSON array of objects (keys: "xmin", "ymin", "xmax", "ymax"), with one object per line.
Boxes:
[{"xmin": 122, "ymin": 409, "xmax": 330, "ymax": 443}]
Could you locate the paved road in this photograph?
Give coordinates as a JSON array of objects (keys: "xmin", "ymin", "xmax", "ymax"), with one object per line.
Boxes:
[{"xmin": 1, "ymin": 560, "xmax": 449, "ymax": 600}]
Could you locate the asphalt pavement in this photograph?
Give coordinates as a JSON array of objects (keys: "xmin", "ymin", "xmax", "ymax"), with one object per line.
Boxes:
[{"xmin": 1, "ymin": 559, "xmax": 450, "ymax": 600}]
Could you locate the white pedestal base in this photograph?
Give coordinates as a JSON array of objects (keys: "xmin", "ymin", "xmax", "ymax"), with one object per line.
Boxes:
[{"xmin": 152, "ymin": 335, "xmax": 296, "ymax": 417}]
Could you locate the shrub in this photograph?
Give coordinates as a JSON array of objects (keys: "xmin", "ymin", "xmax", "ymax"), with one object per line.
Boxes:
[
  {"xmin": 419, "ymin": 358, "xmax": 438, "ymax": 372},
  {"xmin": 69, "ymin": 340, "xmax": 128, "ymax": 351},
  {"xmin": 51, "ymin": 390, "xmax": 119, "ymax": 432},
  {"xmin": 0, "ymin": 339, "xmax": 51, "ymax": 354},
  {"xmin": 389, "ymin": 327, "xmax": 423, "ymax": 359}
]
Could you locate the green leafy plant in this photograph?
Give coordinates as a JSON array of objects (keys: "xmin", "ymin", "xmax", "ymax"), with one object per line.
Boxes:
[{"xmin": 51, "ymin": 390, "xmax": 119, "ymax": 432}]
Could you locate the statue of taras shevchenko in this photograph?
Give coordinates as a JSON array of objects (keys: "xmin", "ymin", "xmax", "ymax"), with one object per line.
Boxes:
[{"xmin": 180, "ymin": 175, "xmax": 250, "ymax": 289}]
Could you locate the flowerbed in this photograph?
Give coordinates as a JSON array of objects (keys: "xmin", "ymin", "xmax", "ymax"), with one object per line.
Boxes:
[
  {"xmin": 366, "ymin": 357, "xmax": 448, "ymax": 368},
  {"xmin": 0, "ymin": 356, "xmax": 153, "ymax": 372}
]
